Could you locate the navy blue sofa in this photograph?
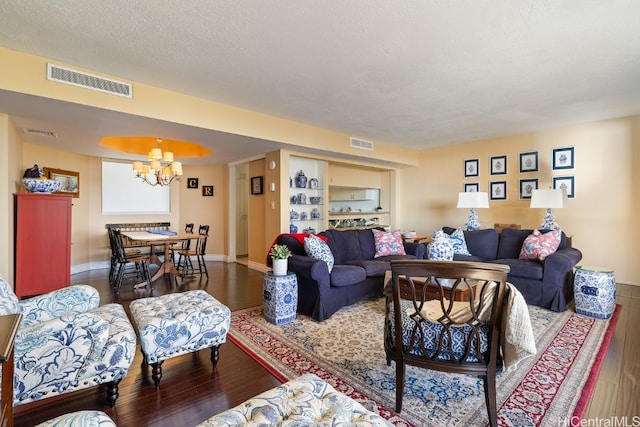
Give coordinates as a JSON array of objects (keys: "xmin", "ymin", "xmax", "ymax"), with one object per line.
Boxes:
[
  {"xmin": 442, "ymin": 227, "xmax": 582, "ymax": 311},
  {"xmin": 275, "ymin": 228, "xmax": 426, "ymax": 321}
]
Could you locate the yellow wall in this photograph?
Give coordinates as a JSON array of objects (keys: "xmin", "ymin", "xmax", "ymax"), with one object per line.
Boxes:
[
  {"xmin": 399, "ymin": 116, "xmax": 639, "ymax": 285},
  {"xmin": 0, "ymin": 115, "xmax": 23, "ymax": 282}
]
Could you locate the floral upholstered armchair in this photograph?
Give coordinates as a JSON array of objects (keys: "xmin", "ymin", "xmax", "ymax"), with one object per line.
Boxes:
[{"xmin": 0, "ymin": 274, "xmax": 136, "ymax": 407}]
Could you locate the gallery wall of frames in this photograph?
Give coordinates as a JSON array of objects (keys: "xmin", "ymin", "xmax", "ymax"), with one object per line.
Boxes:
[{"xmin": 463, "ymin": 146, "xmax": 575, "ymax": 201}]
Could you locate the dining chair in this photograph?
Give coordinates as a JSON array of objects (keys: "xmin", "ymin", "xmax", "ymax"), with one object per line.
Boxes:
[
  {"xmin": 176, "ymin": 224, "xmax": 209, "ymax": 282},
  {"xmin": 170, "ymin": 223, "xmax": 194, "ymax": 263},
  {"xmin": 111, "ymin": 229, "xmax": 153, "ymax": 292},
  {"xmin": 384, "ymin": 259, "xmax": 510, "ymax": 427}
]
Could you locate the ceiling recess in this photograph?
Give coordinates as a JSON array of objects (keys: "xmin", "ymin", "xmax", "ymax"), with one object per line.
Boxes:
[
  {"xmin": 47, "ymin": 63, "xmax": 133, "ymax": 98},
  {"xmin": 350, "ymin": 137, "xmax": 374, "ymax": 151}
]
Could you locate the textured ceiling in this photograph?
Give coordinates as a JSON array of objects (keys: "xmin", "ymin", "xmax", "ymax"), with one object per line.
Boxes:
[{"xmin": 0, "ymin": 1, "xmax": 639, "ymax": 164}]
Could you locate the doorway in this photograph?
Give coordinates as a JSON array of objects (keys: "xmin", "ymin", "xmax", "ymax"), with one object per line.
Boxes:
[{"xmin": 235, "ymin": 163, "xmax": 249, "ymax": 264}]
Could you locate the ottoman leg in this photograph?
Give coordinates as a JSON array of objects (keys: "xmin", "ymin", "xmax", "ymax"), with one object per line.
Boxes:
[
  {"xmin": 151, "ymin": 361, "xmax": 164, "ymax": 387},
  {"xmin": 210, "ymin": 345, "xmax": 220, "ymax": 366},
  {"xmin": 106, "ymin": 379, "xmax": 121, "ymax": 407}
]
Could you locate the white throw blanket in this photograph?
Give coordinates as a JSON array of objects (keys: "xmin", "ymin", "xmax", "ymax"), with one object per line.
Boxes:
[{"xmin": 502, "ymin": 283, "xmax": 537, "ymax": 372}]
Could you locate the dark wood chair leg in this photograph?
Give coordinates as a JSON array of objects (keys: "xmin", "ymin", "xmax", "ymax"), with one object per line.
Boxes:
[
  {"xmin": 210, "ymin": 345, "xmax": 220, "ymax": 366},
  {"xmin": 395, "ymin": 359, "xmax": 405, "ymax": 413},
  {"xmin": 483, "ymin": 374, "xmax": 498, "ymax": 427},
  {"xmin": 151, "ymin": 361, "xmax": 163, "ymax": 387},
  {"xmin": 105, "ymin": 379, "xmax": 121, "ymax": 407}
]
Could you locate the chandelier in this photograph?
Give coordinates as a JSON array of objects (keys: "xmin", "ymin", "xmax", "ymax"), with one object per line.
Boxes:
[{"xmin": 131, "ymin": 139, "xmax": 183, "ymax": 186}]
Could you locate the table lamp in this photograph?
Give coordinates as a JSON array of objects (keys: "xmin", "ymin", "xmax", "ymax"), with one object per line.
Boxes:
[
  {"xmin": 457, "ymin": 192, "xmax": 489, "ymax": 231},
  {"xmin": 530, "ymin": 188, "xmax": 566, "ymax": 230}
]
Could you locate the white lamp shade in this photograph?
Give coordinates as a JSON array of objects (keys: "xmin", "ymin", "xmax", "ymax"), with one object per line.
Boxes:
[
  {"xmin": 457, "ymin": 192, "xmax": 489, "ymax": 208},
  {"xmin": 530, "ymin": 189, "xmax": 566, "ymax": 208}
]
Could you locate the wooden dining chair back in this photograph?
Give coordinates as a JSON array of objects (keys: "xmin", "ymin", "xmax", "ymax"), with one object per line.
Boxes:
[
  {"xmin": 111, "ymin": 229, "xmax": 152, "ymax": 293},
  {"xmin": 177, "ymin": 225, "xmax": 210, "ymax": 281},
  {"xmin": 494, "ymin": 223, "xmax": 521, "ymax": 234},
  {"xmin": 171, "ymin": 223, "xmax": 195, "ymax": 263},
  {"xmin": 384, "ymin": 259, "xmax": 510, "ymax": 427}
]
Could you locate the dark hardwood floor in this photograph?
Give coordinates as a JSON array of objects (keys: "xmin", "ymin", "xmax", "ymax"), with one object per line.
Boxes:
[
  {"xmin": 14, "ymin": 262, "xmax": 281, "ymax": 427},
  {"xmin": 13, "ymin": 262, "xmax": 639, "ymax": 426}
]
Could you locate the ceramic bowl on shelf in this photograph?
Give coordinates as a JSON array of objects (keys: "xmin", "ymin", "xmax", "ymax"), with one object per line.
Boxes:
[
  {"xmin": 402, "ymin": 231, "xmax": 417, "ymax": 238},
  {"xmin": 23, "ymin": 178, "xmax": 62, "ymax": 193},
  {"xmin": 309, "ymin": 196, "xmax": 321, "ymax": 204}
]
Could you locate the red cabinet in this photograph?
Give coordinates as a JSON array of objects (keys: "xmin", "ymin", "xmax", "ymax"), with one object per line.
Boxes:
[{"xmin": 14, "ymin": 193, "xmax": 72, "ymax": 298}]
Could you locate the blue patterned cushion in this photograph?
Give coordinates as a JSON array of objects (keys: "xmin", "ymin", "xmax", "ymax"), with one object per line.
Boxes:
[
  {"xmin": 35, "ymin": 410, "xmax": 116, "ymax": 427},
  {"xmin": 388, "ymin": 300, "xmax": 489, "ymax": 362},
  {"xmin": 448, "ymin": 227, "xmax": 472, "ymax": 256},
  {"xmin": 0, "ymin": 275, "xmax": 20, "ymax": 316},
  {"xmin": 304, "ymin": 234, "xmax": 335, "ymax": 272},
  {"xmin": 427, "ymin": 230, "xmax": 454, "ymax": 261},
  {"xmin": 197, "ymin": 373, "xmax": 392, "ymax": 426}
]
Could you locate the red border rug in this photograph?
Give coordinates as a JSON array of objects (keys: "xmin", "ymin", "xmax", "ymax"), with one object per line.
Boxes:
[{"xmin": 228, "ymin": 299, "xmax": 620, "ymax": 426}]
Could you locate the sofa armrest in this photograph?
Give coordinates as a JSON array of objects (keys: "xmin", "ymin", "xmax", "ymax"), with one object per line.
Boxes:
[
  {"xmin": 288, "ymin": 254, "xmax": 331, "ymax": 285},
  {"xmin": 19, "ymin": 285, "xmax": 101, "ymax": 328},
  {"xmin": 542, "ymin": 247, "xmax": 583, "ymax": 283},
  {"xmin": 403, "ymin": 242, "xmax": 426, "ymax": 259}
]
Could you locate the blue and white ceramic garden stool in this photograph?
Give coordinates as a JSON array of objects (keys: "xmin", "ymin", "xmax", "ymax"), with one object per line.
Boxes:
[
  {"xmin": 574, "ymin": 266, "xmax": 616, "ymax": 319},
  {"xmin": 263, "ymin": 272, "xmax": 298, "ymax": 325}
]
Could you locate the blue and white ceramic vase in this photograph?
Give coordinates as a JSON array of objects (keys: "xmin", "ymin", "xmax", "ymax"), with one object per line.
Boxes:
[
  {"xmin": 289, "ymin": 223, "xmax": 298, "ymax": 233},
  {"xmin": 427, "ymin": 230, "xmax": 454, "ymax": 260},
  {"xmin": 295, "ymin": 170, "xmax": 308, "ymax": 188}
]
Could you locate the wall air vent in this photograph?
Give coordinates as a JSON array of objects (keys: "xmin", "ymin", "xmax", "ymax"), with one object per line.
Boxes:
[
  {"xmin": 350, "ymin": 137, "xmax": 374, "ymax": 151},
  {"xmin": 22, "ymin": 128, "xmax": 58, "ymax": 138},
  {"xmin": 47, "ymin": 63, "xmax": 132, "ymax": 98}
]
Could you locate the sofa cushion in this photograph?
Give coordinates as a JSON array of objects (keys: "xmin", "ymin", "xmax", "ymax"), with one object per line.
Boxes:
[
  {"xmin": 491, "ymin": 259, "xmax": 544, "ymax": 280},
  {"xmin": 304, "ymin": 234, "xmax": 335, "ymax": 272},
  {"xmin": 519, "ymin": 229, "xmax": 562, "ymax": 261},
  {"xmin": 323, "ymin": 230, "xmax": 364, "ymax": 264},
  {"xmin": 496, "ymin": 228, "xmax": 533, "ymax": 259},
  {"xmin": 372, "ymin": 229, "xmax": 406, "ymax": 258},
  {"xmin": 329, "ymin": 265, "xmax": 368, "ymax": 287},
  {"xmin": 346, "ymin": 260, "xmax": 390, "ymax": 277},
  {"xmin": 443, "ymin": 227, "xmax": 499, "ymax": 261}
]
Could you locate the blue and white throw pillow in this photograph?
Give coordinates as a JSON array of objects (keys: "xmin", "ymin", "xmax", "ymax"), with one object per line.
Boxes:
[
  {"xmin": 427, "ymin": 229, "xmax": 454, "ymax": 261},
  {"xmin": 304, "ymin": 234, "xmax": 335, "ymax": 272},
  {"xmin": 448, "ymin": 227, "xmax": 472, "ymax": 256}
]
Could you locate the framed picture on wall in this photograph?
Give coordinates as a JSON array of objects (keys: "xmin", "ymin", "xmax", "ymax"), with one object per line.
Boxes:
[
  {"xmin": 519, "ymin": 151, "xmax": 538, "ymax": 173},
  {"xmin": 519, "ymin": 178, "xmax": 538, "ymax": 199},
  {"xmin": 44, "ymin": 167, "xmax": 80, "ymax": 198},
  {"xmin": 490, "ymin": 181, "xmax": 507, "ymax": 200},
  {"xmin": 464, "ymin": 159, "xmax": 479, "ymax": 177},
  {"xmin": 464, "ymin": 182, "xmax": 479, "ymax": 192},
  {"xmin": 251, "ymin": 176, "xmax": 263, "ymax": 195},
  {"xmin": 490, "ymin": 155, "xmax": 507, "ymax": 175},
  {"xmin": 553, "ymin": 176, "xmax": 575, "ymax": 198},
  {"xmin": 552, "ymin": 147, "xmax": 575, "ymax": 170}
]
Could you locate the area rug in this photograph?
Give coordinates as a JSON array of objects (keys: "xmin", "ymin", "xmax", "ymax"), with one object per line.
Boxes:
[{"xmin": 228, "ymin": 299, "xmax": 620, "ymax": 427}]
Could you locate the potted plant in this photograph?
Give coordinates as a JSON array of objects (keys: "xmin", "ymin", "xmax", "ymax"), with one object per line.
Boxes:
[{"xmin": 270, "ymin": 244, "xmax": 292, "ymax": 276}]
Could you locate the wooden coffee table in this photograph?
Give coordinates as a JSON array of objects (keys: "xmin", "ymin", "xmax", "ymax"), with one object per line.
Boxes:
[{"xmin": 384, "ymin": 271, "xmax": 478, "ymax": 302}]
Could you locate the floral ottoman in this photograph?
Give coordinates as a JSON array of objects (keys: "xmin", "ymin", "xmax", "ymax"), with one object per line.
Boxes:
[
  {"xmin": 129, "ymin": 290, "xmax": 230, "ymax": 386},
  {"xmin": 35, "ymin": 410, "xmax": 115, "ymax": 426},
  {"xmin": 197, "ymin": 373, "xmax": 393, "ymax": 426}
]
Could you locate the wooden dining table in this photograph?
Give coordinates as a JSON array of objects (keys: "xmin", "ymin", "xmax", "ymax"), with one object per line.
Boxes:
[{"xmin": 121, "ymin": 230, "xmax": 197, "ymax": 283}]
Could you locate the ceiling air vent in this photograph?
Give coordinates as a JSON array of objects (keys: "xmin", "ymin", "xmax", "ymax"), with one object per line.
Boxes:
[
  {"xmin": 350, "ymin": 137, "xmax": 374, "ymax": 151},
  {"xmin": 22, "ymin": 128, "xmax": 58, "ymax": 138},
  {"xmin": 47, "ymin": 63, "xmax": 132, "ymax": 98}
]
